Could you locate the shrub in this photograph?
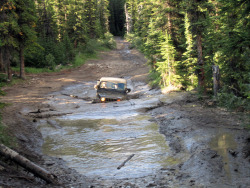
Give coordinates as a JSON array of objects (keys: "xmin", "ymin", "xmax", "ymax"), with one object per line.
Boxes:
[
  {"xmin": 103, "ymin": 32, "xmax": 116, "ymax": 49},
  {"xmin": 217, "ymin": 87, "xmax": 250, "ymax": 111},
  {"xmin": 149, "ymin": 69, "xmax": 161, "ymax": 88},
  {"xmin": 45, "ymin": 53, "xmax": 56, "ymax": 70}
]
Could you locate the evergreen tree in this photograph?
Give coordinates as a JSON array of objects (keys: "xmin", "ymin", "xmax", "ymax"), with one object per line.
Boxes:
[
  {"xmin": 0, "ymin": 0, "xmax": 19, "ymax": 80},
  {"xmin": 84, "ymin": 0, "xmax": 97, "ymax": 38},
  {"xmin": 214, "ymin": 0, "xmax": 250, "ymax": 98},
  {"xmin": 124, "ymin": 0, "xmax": 249, "ymax": 107},
  {"xmin": 97, "ymin": 0, "xmax": 110, "ymax": 37},
  {"xmin": 15, "ymin": 0, "xmax": 37, "ymax": 79},
  {"xmin": 157, "ymin": 31, "xmax": 177, "ymax": 87},
  {"xmin": 181, "ymin": 12, "xmax": 197, "ymax": 89}
]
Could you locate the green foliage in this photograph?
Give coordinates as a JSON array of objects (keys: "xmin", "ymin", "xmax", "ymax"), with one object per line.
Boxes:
[
  {"xmin": 144, "ymin": 18, "xmax": 163, "ymax": 61},
  {"xmin": 148, "ymin": 70, "xmax": 161, "ymax": 88},
  {"xmin": 72, "ymin": 35, "xmax": 116, "ymax": 67},
  {"xmin": 77, "ymin": 34, "xmax": 115, "ymax": 55},
  {"xmin": 0, "ymin": 0, "xmax": 249, "ymax": 113},
  {"xmin": 157, "ymin": 32, "xmax": 178, "ymax": 87},
  {"xmin": 103, "ymin": 32, "xmax": 116, "ymax": 49},
  {"xmin": 181, "ymin": 12, "xmax": 198, "ymax": 89},
  {"xmin": 125, "ymin": 33, "xmax": 144, "ymax": 51},
  {"xmin": 1, "ymin": 0, "xmax": 111, "ymax": 74},
  {"xmin": 217, "ymin": 87, "xmax": 250, "ymax": 111},
  {"xmin": 73, "ymin": 52, "xmax": 95, "ymax": 67},
  {"xmin": 125, "ymin": 0, "xmax": 249, "ymax": 110},
  {"xmin": 0, "ymin": 73, "xmax": 8, "ymax": 84},
  {"xmin": 23, "ymin": 67, "xmax": 53, "ymax": 74},
  {"xmin": 45, "ymin": 53, "xmax": 56, "ymax": 70}
]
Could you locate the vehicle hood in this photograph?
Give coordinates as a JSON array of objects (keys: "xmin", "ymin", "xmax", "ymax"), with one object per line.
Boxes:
[{"xmin": 97, "ymin": 89, "xmax": 126, "ymax": 99}]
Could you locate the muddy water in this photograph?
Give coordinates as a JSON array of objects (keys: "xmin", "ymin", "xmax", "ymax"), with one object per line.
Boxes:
[
  {"xmin": 39, "ymin": 82, "xmax": 173, "ymax": 179},
  {"xmin": 210, "ymin": 132, "xmax": 237, "ymax": 180}
]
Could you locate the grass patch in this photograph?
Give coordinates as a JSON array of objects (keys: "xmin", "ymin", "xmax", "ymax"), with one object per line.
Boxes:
[
  {"xmin": 25, "ymin": 67, "xmax": 53, "ymax": 74},
  {"xmin": 12, "ymin": 67, "xmax": 54, "ymax": 74},
  {"xmin": 72, "ymin": 52, "xmax": 98, "ymax": 68}
]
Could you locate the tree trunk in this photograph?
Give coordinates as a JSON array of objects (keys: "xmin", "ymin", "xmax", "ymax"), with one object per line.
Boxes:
[
  {"xmin": 197, "ymin": 34, "xmax": 205, "ymax": 89},
  {"xmin": 5, "ymin": 48, "xmax": 12, "ymax": 81},
  {"xmin": 0, "ymin": 48, "xmax": 4, "ymax": 72},
  {"xmin": 19, "ymin": 45, "xmax": 25, "ymax": 79},
  {"xmin": 166, "ymin": 1, "xmax": 172, "ymax": 35},
  {"xmin": 212, "ymin": 65, "xmax": 220, "ymax": 96},
  {"xmin": 125, "ymin": 3, "xmax": 131, "ymax": 34},
  {"xmin": 0, "ymin": 144, "xmax": 58, "ymax": 184}
]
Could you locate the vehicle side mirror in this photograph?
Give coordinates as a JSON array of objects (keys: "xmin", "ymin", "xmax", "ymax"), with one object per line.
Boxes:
[
  {"xmin": 126, "ymin": 88, "xmax": 131, "ymax": 93},
  {"xmin": 94, "ymin": 85, "xmax": 99, "ymax": 90}
]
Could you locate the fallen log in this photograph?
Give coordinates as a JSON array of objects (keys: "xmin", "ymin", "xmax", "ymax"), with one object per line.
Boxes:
[
  {"xmin": 29, "ymin": 112, "xmax": 72, "ymax": 118},
  {"xmin": 47, "ymin": 120, "xmax": 62, "ymax": 129},
  {"xmin": 0, "ymin": 144, "xmax": 58, "ymax": 184},
  {"xmin": 117, "ymin": 154, "xmax": 135, "ymax": 170}
]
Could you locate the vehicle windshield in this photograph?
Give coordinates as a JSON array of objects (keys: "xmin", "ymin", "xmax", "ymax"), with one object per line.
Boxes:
[{"xmin": 100, "ymin": 81, "xmax": 125, "ymax": 90}]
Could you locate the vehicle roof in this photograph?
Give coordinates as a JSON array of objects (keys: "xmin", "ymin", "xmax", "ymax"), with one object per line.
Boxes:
[{"xmin": 99, "ymin": 77, "xmax": 127, "ymax": 84}]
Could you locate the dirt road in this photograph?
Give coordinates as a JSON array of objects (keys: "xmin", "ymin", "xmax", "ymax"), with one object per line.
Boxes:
[{"xmin": 0, "ymin": 38, "xmax": 249, "ymax": 187}]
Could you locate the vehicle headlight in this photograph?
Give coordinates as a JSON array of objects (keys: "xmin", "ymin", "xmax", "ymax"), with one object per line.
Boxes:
[{"xmin": 101, "ymin": 97, "xmax": 106, "ymax": 102}]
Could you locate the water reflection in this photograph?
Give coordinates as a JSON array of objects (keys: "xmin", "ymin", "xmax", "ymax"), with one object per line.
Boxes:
[
  {"xmin": 41, "ymin": 115, "xmax": 171, "ymax": 179},
  {"xmin": 210, "ymin": 132, "xmax": 237, "ymax": 180}
]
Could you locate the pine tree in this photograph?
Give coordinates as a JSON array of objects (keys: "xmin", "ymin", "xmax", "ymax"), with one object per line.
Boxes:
[
  {"xmin": 97, "ymin": 0, "xmax": 110, "ymax": 37},
  {"xmin": 184, "ymin": 0, "xmax": 209, "ymax": 90},
  {"xmin": 213, "ymin": 0, "xmax": 250, "ymax": 98},
  {"xmin": 157, "ymin": 31, "xmax": 177, "ymax": 87},
  {"xmin": 181, "ymin": 12, "xmax": 197, "ymax": 89},
  {"xmin": 0, "ymin": 0, "xmax": 19, "ymax": 80},
  {"xmin": 15, "ymin": 0, "xmax": 37, "ymax": 79}
]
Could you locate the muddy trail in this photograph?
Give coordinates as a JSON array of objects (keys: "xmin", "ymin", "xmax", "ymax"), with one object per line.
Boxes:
[{"xmin": 1, "ymin": 38, "xmax": 250, "ymax": 188}]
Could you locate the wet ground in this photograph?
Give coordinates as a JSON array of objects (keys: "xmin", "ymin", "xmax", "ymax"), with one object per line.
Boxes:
[
  {"xmin": 1, "ymin": 38, "xmax": 249, "ymax": 187},
  {"xmin": 34, "ymin": 81, "xmax": 250, "ymax": 187},
  {"xmin": 38, "ymin": 82, "xmax": 181, "ymax": 181}
]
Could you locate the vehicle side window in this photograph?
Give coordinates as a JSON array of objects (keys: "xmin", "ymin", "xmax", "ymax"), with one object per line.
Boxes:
[
  {"xmin": 106, "ymin": 82, "xmax": 113, "ymax": 89},
  {"xmin": 117, "ymin": 83, "xmax": 125, "ymax": 90},
  {"xmin": 100, "ymin": 82, "xmax": 107, "ymax": 88}
]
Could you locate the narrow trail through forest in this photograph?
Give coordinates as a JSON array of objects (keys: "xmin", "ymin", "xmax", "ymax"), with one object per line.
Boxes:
[{"xmin": 0, "ymin": 38, "xmax": 249, "ymax": 188}]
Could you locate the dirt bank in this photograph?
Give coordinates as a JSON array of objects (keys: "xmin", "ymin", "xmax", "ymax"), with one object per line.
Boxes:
[{"xmin": 0, "ymin": 38, "xmax": 249, "ymax": 187}]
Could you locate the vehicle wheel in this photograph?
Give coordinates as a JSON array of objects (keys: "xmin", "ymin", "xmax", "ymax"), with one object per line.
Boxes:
[{"xmin": 91, "ymin": 98, "xmax": 101, "ymax": 103}]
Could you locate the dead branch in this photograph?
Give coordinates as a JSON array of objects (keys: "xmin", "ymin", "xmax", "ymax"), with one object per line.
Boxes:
[{"xmin": 117, "ymin": 154, "xmax": 135, "ymax": 170}]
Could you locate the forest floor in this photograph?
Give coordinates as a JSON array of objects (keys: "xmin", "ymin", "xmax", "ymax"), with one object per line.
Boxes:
[{"xmin": 0, "ymin": 38, "xmax": 249, "ymax": 188}]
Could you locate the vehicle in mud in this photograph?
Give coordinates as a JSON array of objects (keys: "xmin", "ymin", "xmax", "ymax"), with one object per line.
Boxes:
[{"xmin": 93, "ymin": 77, "xmax": 131, "ymax": 103}]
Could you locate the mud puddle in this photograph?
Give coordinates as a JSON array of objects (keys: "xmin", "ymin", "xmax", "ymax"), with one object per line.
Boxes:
[
  {"xmin": 40, "ymin": 116, "xmax": 172, "ymax": 179},
  {"xmin": 36, "ymin": 80, "xmax": 250, "ymax": 187},
  {"xmin": 209, "ymin": 131, "xmax": 238, "ymax": 180},
  {"xmin": 38, "ymin": 81, "xmax": 178, "ymax": 180}
]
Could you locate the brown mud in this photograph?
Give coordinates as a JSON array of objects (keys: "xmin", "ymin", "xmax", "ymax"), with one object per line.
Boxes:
[{"xmin": 0, "ymin": 38, "xmax": 249, "ymax": 187}]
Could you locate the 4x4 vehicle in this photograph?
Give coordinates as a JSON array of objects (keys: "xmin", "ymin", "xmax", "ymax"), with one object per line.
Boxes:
[{"xmin": 93, "ymin": 77, "xmax": 131, "ymax": 102}]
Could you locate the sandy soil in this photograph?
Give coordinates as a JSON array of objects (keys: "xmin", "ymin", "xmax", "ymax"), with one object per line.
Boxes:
[{"xmin": 0, "ymin": 38, "xmax": 249, "ymax": 188}]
